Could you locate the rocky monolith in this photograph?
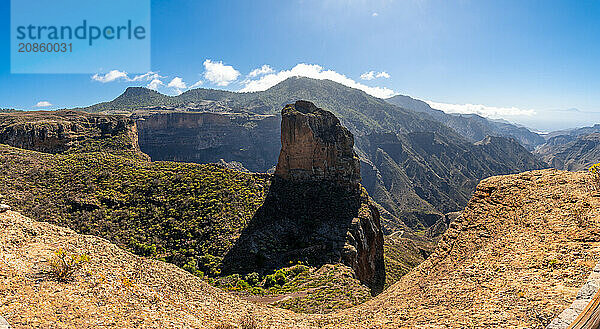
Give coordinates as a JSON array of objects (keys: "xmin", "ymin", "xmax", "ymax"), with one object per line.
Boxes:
[
  {"xmin": 224, "ymin": 101, "xmax": 385, "ymax": 293},
  {"xmin": 275, "ymin": 100, "xmax": 361, "ymax": 189}
]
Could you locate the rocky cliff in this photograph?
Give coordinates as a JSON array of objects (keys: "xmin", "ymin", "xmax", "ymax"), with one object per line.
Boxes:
[
  {"xmin": 275, "ymin": 100, "xmax": 361, "ymax": 188},
  {"xmin": 224, "ymin": 101, "xmax": 385, "ymax": 293},
  {"xmin": 0, "ymin": 110, "xmax": 145, "ymax": 158},
  {"xmin": 136, "ymin": 112, "xmax": 280, "ymax": 172}
]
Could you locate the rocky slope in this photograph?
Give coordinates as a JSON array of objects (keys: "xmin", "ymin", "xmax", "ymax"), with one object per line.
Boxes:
[
  {"xmin": 360, "ymin": 131, "xmax": 547, "ymax": 231},
  {"xmin": 1, "ymin": 169, "xmax": 597, "ymax": 328},
  {"xmin": 535, "ymin": 133, "xmax": 600, "ymax": 171},
  {"xmin": 0, "ymin": 210, "xmax": 286, "ymax": 328},
  {"xmin": 224, "ymin": 101, "xmax": 384, "ymax": 293}
]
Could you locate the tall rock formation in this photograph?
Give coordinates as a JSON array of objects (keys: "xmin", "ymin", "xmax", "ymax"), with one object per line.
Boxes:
[
  {"xmin": 223, "ymin": 101, "xmax": 385, "ymax": 293},
  {"xmin": 275, "ymin": 100, "xmax": 361, "ymax": 188}
]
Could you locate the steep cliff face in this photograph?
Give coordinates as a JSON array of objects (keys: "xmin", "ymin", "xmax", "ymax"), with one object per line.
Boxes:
[
  {"xmin": 137, "ymin": 112, "xmax": 280, "ymax": 172},
  {"xmin": 224, "ymin": 101, "xmax": 385, "ymax": 293},
  {"xmin": 275, "ymin": 100, "xmax": 361, "ymax": 188},
  {"xmin": 0, "ymin": 110, "xmax": 144, "ymax": 158}
]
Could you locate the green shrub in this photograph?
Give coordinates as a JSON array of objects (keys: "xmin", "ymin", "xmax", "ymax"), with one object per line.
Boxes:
[
  {"xmin": 244, "ymin": 272, "xmax": 260, "ymax": 286},
  {"xmin": 288, "ymin": 264, "xmax": 309, "ymax": 277},
  {"xmin": 182, "ymin": 259, "xmax": 204, "ymax": 277},
  {"xmin": 263, "ymin": 274, "xmax": 277, "ymax": 288},
  {"xmin": 130, "ymin": 240, "xmax": 158, "ymax": 257},
  {"xmin": 274, "ymin": 270, "xmax": 287, "ymax": 285},
  {"xmin": 236, "ymin": 279, "xmax": 250, "ymax": 289},
  {"xmin": 264, "ymin": 269, "xmax": 287, "ymax": 288},
  {"xmin": 48, "ymin": 248, "xmax": 90, "ymax": 282},
  {"xmin": 198, "ymin": 254, "xmax": 223, "ymax": 277}
]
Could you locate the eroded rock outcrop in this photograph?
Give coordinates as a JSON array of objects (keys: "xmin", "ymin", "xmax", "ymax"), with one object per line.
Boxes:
[
  {"xmin": 224, "ymin": 101, "xmax": 384, "ymax": 293},
  {"xmin": 0, "ymin": 111, "xmax": 145, "ymax": 158},
  {"xmin": 275, "ymin": 100, "xmax": 361, "ymax": 188}
]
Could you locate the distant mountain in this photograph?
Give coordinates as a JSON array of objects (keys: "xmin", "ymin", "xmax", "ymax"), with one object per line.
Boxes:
[
  {"xmin": 514, "ymin": 108, "xmax": 600, "ymax": 132},
  {"xmin": 544, "ymin": 123, "xmax": 600, "ymax": 140},
  {"xmin": 80, "ymin": 77, "xmax": 547, "ymax": 231},
  {"xmin": 535, "ymin": 133, "xmax": 600, "ymax": 170},
  {"xmin": 85, "ymin": 87, "xmax": 176, "ymax": 113},
  {"xmin": 386, "ymin": 95, "xmax": 545, "ymax": 150}
]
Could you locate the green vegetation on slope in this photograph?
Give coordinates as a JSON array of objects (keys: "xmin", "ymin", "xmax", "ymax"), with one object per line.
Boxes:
[
  {"xmin": 0, "ymin": 110, "xmax": 146, "ymax": 159},
  {"xmin": 0, "ymin": 145, "xmax": 268, "ymax": 275},
  {"xmin": 213, "ymin": 263, "xmax": 371, "ymax": 314}
]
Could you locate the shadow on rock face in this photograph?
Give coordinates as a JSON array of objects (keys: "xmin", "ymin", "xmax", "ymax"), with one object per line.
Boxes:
[
  {"xmin": 222, "ymin": 177, "xmax": 385, "ymax": 295},
  {"xmin": 223, "ymin": 101, "xmax": 385, "ymax": 294}
]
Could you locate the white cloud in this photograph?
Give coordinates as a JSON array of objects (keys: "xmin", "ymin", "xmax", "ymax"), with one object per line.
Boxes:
[
  {"xmin": 34, "ymin": 101, "xmax": 52, "ymax": 107},
  {"xmin": 147, "ymin": 79, "xmax": 164, "ymax": 91},
  {"xmin": 91, "ymin": 70, "xmax": 129, "ymax": 83},
  {"xmin": 425, "ymin": 101, "xmax": 537, "ymax": 118},
  {"xmin": 372, "ymin": 12, "xmax": 379, "ymax": 17},
  {"xmin": 360, "ymin": 70, "xmax": 390, "ymax": 80},
  {"xmin": 167, "ymin": 77, "xmax": 188, "ymax": 95},
  {"xmin": 240, "ymin": 63, "xmax": 397, "ymax": 99},
  {"xmin": 360, "ymin": 71, "xmax": 375, "ymax": 80},
  {"xmin": 203, "ymin": 59, "xmax": 241, "ymax": 86},
  {"xmin": 167, "ymin": 77, "xmax": 187, "ymax": 89},
  {"xmin": 131, "ymin": 71, "xmax": 163, "ymax": 82},
  {"xmin": 248, "ymin": 65, "xmax": 275, "ymax": 78},
  {"xmin": 190, "ymin": 80, "xmax": 203, "ymax": 88},
  {"xmin": 92, "ymin": 70, "xmax": 163, "ymax": 83}
]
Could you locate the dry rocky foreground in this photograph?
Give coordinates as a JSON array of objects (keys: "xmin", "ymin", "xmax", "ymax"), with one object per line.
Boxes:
[{"xmin": 1, "ymin": 168, "xmax": 599, "ymax": 328}]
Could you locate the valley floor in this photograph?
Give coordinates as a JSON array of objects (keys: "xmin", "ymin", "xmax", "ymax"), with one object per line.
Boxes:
[{"xmin": 1, "ymin": 169, "xmax": 598, "ymax": 328}]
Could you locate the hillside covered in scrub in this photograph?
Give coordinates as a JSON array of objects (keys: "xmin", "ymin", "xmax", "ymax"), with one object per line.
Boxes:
[
  {"xmin": 0, "ymin": 110, "xmax": 146, "ymax": 159},
  {"xmin": 1, "ymin": 169, "xmax": 598, "ymax": 328},
  {"xmin": 0, "ymin": 144, "xmax": 269, "ymax": 275}
]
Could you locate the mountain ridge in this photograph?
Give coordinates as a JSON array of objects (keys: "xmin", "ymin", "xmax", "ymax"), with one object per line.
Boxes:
[{"xmin": 386, "ymin": 94, "xmax": 545, "ymax": 150}]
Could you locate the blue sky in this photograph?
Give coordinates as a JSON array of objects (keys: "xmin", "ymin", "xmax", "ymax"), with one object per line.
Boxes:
[{"xmin": 1, "ymin": 0, "xmax": 600, "ymax": 131}]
